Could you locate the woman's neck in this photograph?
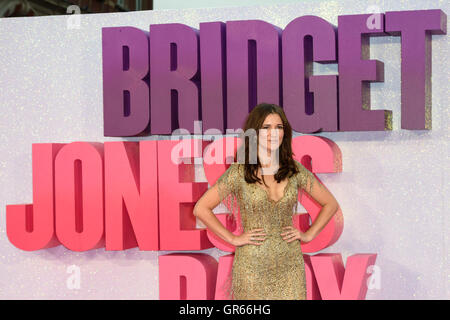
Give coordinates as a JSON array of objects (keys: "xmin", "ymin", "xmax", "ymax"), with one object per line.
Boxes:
[{"xmin": 258, "ymin": 156, "xmax": 280, "ymax": 175}]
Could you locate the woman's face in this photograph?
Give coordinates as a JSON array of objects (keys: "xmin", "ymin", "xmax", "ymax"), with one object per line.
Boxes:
[{"xmin": 258, "ymin": 113, "xmax": 284, "ymax": 152}]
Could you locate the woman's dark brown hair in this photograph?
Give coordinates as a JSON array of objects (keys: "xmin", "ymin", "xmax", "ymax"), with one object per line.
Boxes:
[{"xmin": 234, "ymin": 102, "xmax": 300, "ymax": 187}]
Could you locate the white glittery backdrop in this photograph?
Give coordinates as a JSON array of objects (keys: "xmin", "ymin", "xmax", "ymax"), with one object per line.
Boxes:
[{"xmin": 0, "ymin": 0, "xmax": 448, "ymax": 299}]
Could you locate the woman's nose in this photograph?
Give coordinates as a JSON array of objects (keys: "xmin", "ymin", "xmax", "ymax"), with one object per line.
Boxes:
[{"xmin": 270, "ymin": 129, "xmax": 279, "ymax": 138}]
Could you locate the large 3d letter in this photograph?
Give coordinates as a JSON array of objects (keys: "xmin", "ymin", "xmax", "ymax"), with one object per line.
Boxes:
[
  {"xmin": 150, "ymin": 23, "xmax": 200, "ymax": 134},
  {"xmin": 54, "ymin": 142, "xmax": 105, "ymax": 251},
  {"xmin": 303, "ymin": 254, "xmax": 322, "ymax": 300},
  {"xmin": 385, "ymin": 9, "xmax": 447, "ymax": 130},
  {"xmin": 214, "ymin": 254, "xmax": 234, "ymax": 300},
  {"xmin": 338, "ymin": 14, "xmax": 392, "ymax": 131},
  {"xmin": 104, "ymin": 141, "xmax": 159, "ymax": 251},
  {"xmin": 157, "ymin": 139, "xmax": 213, "ymax": 250},
  {"xmin": 226, "ymin": 20, "xmax": 281, "ymax": 130},
  {"xmin": 6, "ymin": 144, "xmax": 63, "ymax": 251},
  {"xmin": 310, "ymin": 253, "xmax": 377, "ymax": 299},
  {"xmin": 102, "ymin": 27, "xmax": 150, "ymax": 136},
  {"xmin": 283, "ymin": 16, "xmax": 338, "ymax": 133},
  {"xmin": 159, "ymin": 253, "xmax": 218, "ymax": 299},
  {"xmin": 199, "ymin": 21, "xmax": 227, "ymax": 133}
]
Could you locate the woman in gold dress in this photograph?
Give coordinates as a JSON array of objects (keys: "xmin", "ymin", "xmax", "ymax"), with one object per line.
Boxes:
[{"xmin": 194, "ymin": 103, "xmax": 339, "ymax": 300}]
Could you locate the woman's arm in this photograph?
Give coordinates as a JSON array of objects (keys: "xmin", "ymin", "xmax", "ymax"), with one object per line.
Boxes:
[
  {"xmin": 295, "ymin": 161, "xmax": 340, "ymax": 242},
  {"xmin": 193, "ymin": 183, "xmax": 236, "ymax": 245}
]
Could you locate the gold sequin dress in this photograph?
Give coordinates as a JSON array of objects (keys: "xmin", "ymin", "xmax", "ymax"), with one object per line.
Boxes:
[{"xmin": 214, "ymin": 159, "xmax": 316, "ymax": 300}]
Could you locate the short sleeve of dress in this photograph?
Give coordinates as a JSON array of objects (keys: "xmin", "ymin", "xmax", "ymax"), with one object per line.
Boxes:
[
  {"xmin": 294, "ymin": 160, "xmax": 317, "ymax": 197},
  {"xmin": 213, "ymin": 163, "xmax": 240, "ymax": 223}
]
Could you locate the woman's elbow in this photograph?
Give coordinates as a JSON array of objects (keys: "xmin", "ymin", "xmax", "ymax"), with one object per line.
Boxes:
[
  {"xmin": 194, "ymin": 197, "xmax": 217, "ymax": 217},
  {"xmin": 193, "ymin": 202, "xmax": 208, "ymax": 217},
  {"xmin": 193, "ymin": 203, "xmax": 201, "ymax": 217},
  {"xmin": 330, "ymin": 201, "xmax": 339, "ymax": 214}
]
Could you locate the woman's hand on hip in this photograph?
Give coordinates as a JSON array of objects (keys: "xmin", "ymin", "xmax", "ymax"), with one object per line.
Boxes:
[
  {"xmin": 231, "ymin": 228, "xmax": 266, "ymax": 247},
  {"xmin": 280, "ymin": 226, "xmax": 313, "ymax": 243}
]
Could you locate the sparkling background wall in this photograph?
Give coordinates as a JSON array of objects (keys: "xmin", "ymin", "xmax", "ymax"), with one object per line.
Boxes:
[{"xmin": 0, "ymin": 0, "xmax": 448, "ymax": 299}]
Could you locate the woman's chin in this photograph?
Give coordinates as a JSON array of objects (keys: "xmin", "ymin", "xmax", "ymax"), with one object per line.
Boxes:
[{"xmin": 260, "ymin": 145, "xmax": 281, "ymax": 152}]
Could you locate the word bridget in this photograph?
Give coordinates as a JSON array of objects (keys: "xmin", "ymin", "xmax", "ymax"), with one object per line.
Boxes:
[{"xmin": 102, "ymin": 9, "xmax": 446, "ymax": 136}]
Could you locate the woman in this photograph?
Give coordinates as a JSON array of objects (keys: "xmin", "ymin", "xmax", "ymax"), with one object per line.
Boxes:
[{"xmin": 193, "ymin": 103, "xmax": 339, "ymax": 300}]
